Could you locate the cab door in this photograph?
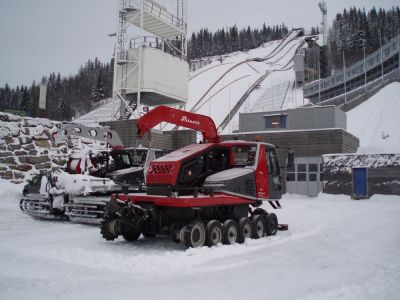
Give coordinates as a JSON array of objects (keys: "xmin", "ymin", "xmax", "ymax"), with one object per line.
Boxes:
[{"xmin": 266, "ymin": 147, "xmax": 282, "ymax": 199}]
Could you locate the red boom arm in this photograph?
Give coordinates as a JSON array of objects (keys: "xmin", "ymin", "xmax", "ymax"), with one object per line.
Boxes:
[{"xmin": 137, "ymin": 106, "xmax": 220, "ymax": 143}]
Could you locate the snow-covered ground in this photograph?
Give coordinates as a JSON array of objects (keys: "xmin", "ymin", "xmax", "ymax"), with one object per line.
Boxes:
[
  {"xmin": 347, "ymin": 82, "xmax": 400, "ymax": 154},
  {"xmin": 1, "ymin": 179, "xmax": 400, "ymax": 300}
]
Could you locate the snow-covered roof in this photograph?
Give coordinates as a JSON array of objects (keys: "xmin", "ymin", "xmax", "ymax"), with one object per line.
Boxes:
[{"xmin": 323, "ymin": 153, "xmax": 400, "ymax": 172}]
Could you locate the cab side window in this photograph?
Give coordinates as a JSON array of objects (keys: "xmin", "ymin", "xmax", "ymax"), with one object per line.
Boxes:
[{"xmin": 266, "ymin": 148, "xmax": 280, "ymax": 176}]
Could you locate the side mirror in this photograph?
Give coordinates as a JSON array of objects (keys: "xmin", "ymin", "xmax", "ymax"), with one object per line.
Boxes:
[{"xmin": 287, "ymin": 149, "xmax": 295, "ymax": 168}]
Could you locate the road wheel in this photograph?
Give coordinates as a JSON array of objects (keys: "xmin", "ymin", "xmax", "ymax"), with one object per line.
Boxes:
[
  {"xmin": 183, "ymin": 222, "xmax": 206, "ymax": 248},
  {"xmin": 119, "ymin": 222, "xmax": 141, "ymax": 241},
  {"xmin": 205, "ymin": 220, "xmax": 223, "ymax": 247},
  {"xmin": 223, "ymin": 219, "xmax": 239, "ymax": 245},
  {"xmin": 251, "ymin": 215, "xmax": 266, "ymax": 239},
  {"xmin": 265, "ymin": 213, "xmax": 278, "ymax": 236},
  {"xmin": 252, "ymin": 208, "xmax": 267, "ymax": 216},
  {"xmin": 238, "ymin": 217, "xmax": 252, "ymax": 243},
  {"xmin": 100, "ymin": 218, "xmax": 119, "ymax": 241}
]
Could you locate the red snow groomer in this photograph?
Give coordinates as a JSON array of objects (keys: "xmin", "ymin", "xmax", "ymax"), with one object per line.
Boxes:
[{"xmin": 101, "ymin": 106, "xmax": 293, "ymax": 248}]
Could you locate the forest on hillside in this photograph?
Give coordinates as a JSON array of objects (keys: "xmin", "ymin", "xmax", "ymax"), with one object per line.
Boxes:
[
  {"xmin": 0, "ymin": 6, "xmax": 399, "ymax": 121},
  {"xmin": 329, "ymin": 6, "xmax": 400, "ymax": 69},
  {"xmin": 187, "ymin": 23, "xmax": 292, "ymax": 60},
  {"xmin": 0, "ymin": 58, "xmax": 113, "ymax": 121}
]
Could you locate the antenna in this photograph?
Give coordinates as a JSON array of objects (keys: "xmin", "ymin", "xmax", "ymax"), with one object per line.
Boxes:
[{"xmin": 318, "ymin": 0, "xmax": 327, "ymax": 46}]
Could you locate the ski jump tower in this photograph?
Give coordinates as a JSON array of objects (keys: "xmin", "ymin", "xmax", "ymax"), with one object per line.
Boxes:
[{"xmin": 113, "ymin": 0, "xmax": 188, "ymax": 120}]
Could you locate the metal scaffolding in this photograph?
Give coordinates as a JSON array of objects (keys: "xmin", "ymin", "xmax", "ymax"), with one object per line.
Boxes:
[{"xmin": 112, "ymin": 0, "xmax": 188, "ymax": 120}]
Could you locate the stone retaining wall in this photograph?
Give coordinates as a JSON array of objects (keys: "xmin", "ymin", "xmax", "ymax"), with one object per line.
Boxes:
[{"xmin": 0, "ymin": 112, "xmax": 70, "ymax": 183}]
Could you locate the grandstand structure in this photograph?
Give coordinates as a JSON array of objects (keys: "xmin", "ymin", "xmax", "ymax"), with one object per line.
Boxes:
[
  {"xmin": 303, "ymin": 34, "xmax": 400, "ymax": 107},
  {"xmin": 249, "ymin": 82, "xmax": 291, "ymax": 113}
]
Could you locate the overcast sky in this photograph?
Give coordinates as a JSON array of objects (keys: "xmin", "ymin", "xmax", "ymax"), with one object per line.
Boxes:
[{"xmin": 0, "ymin": 0, "xmax": 398, "ymax": 87}]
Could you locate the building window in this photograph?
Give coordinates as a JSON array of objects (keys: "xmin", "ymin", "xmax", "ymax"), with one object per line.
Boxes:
[
  {"xmin": 297, "ymin": 164, "xmax": 306, "ymax": 172},
  {"xmin": 309, "ymin": 174, "xmax": 317, "ymax": 181},
  {"xmin": 309, "ymin": 164, "xmax": 318, "ymax": 172},
  {"xmin": 297, "ymin": 163, "xmax": 306, "ymax": 181},
  {"xmin": 287, "ymin": 161, "xmax": 295, "ymax": 181},
  {"xmin": 297, "ymin": 173, "xmax": 307, "ymax": 181},
  {"xmin": 287, "ymin": 173, "xmax": 295, "ymax": 181},
  {"xmin": 265, "ymin": 115, "xmax": 287, "ymax": 129}
]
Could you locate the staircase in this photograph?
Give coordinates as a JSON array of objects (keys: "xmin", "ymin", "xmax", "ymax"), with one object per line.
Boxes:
[{"xmin": 121, "ymin": 98, "xmax": 138, "ymax": 120}]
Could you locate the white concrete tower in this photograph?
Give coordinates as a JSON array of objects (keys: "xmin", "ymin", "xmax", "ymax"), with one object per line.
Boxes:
[{"xmin": 112, "ymin": 0, "xmax": 188, "ymax": 120}]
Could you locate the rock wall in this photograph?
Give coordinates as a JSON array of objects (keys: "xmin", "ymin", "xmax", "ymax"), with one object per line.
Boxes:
[{"xmin": 0, "ymin": 112, "xmax": 69, "ymax": 183}]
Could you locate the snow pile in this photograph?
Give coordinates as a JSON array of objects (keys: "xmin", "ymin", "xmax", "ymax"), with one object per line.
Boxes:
[
  {"xmin": 323, "ymin": 153, "xmax": 400, "ymax": 173},
  {"xmin": 347, "ymin": 82, "xmax": 400, "ymax": 153},
  {"xmin": 54, "ymin": 170, "xmax": 117, "ymax": 195}
]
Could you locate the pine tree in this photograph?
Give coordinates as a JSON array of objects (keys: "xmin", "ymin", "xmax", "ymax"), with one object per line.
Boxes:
[
  {"xmin": 92, "ymin": 69, "xmax": 105, "ymax": 102},
  {"xmin": 329, "ymin": 5, "xmax": 400, "ymax": 70},
  {"xmin": 19, "ymin": 86, "xmax": 31, "ymax": 113}
]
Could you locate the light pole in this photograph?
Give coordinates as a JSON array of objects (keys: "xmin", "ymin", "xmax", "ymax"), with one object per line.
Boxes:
[
  {"xmin": 343, "ymin": 51, "xmax": 347, "ymax": 103},
  {"xmin": 379, "ymin": 31, "xmax": 384, "ymax": 83},
  {"xmin": 363, "ymin": 39, "xmax": 367, "ymax": 94},
  {"xmin": 318, "ymin": 43, "xmax": 321, "ymax": 104}
]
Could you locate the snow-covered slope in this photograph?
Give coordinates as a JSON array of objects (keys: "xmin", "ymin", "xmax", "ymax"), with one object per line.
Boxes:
[
  {"xmin": 76, "ymin": 32, "xmax": 307, "ymax": 132},
  {"xmin": 1, "ymin": 180, "xmax": 400, "ymax": 299},
  {"xmin": 183, "ymin": 32, "xmax": 306, "ymax": 133},
  {"xmin": 347, "ymin": 82, "xmax": 400, "ymax": 154}
]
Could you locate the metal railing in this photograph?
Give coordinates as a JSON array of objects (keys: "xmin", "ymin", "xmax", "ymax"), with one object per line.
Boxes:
[{"xmin": 122, "ymin": 0, "xmax": 186, "ymax": 31}]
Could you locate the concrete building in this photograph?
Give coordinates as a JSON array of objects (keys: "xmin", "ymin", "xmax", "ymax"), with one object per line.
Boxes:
[
  {"xmin": 239, "ymin": 105, "xmax": 346, "ymax": 132},
  {"xmin": 222, "ymin": 105, "xmax": 359, "ymax": 196}
]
